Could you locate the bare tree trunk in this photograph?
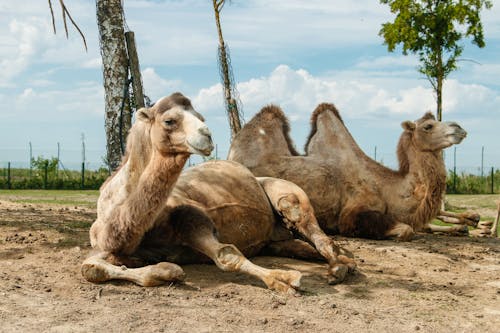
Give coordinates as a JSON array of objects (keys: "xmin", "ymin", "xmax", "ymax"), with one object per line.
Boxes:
[
  {"xmin": 96, "ymin": 0, "xmax": 131, "ymax": 171},
  {"xmin": 436, "ymin": 48, "xmax": 443, "ymax": 122},
  {"xmin": 212, "ymin": 0, "xmax": 242, "ymax": 139},
  {"xmin": 436, "ymin": 73, "xmax": 443, "ymax": 122}
]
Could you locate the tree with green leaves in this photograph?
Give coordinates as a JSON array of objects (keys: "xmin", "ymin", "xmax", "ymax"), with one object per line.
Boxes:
[{"xmin": 379, "ymin": 0, "xmax": 492, "ymax": 121}]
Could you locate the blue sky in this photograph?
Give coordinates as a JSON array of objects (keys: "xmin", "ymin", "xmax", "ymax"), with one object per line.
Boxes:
[{"xmin": 1, "ymin": 0, "xmax": 499, "ymax": 171}]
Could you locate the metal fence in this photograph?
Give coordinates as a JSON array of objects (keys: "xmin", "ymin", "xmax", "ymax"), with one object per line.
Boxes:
[{"xmin": 1, "ymin": 145, "xmax": 498, "ymax": 193}]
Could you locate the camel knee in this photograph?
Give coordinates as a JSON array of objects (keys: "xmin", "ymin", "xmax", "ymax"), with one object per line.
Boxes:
[
  {"xmin": 213, "ymin": 244, "xmax": 246, "ymax": 272},
  {"xmin": 278, "ymin": 194, "xmax": 303, "ymax": 222},
  {"xmin": 259, "ymin": 177, "xmax": 313, "ymax": 224}
]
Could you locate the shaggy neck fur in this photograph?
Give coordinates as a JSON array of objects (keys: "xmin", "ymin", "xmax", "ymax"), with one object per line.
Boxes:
[
  {"xmin": 396, "ymin": 131, "xmax": 447, "ymax": 229},
  {"xmin": 101, "ymin": 121, "xmax": 189, "ymax": 255}
]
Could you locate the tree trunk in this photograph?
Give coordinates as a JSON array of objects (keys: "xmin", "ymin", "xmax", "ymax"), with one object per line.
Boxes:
[
  {"xmin": 96, "ymin": 0, "xmax": 131, "ymax": 171},
  {"xmin": 212, "ymin": 0, "xmax": 241, "ymax": 139},
  {"xmin": 436, "ymin": 73, "xmax": 443, "ymax": 122},
  {"xmin": 436, "ymin": 48, "xmax": 443, "ymax": 122}
]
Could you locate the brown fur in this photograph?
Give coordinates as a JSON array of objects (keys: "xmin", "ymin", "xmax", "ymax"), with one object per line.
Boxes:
[
  {"xmin": 90, "ymin": 92, "xmax": 213, "ymax": 255},
  {"xmin": 304, "ymin": 103, "xmax": 343, "ymax": 154},
  {"xmin": 233, "ymin": 104, "xmax": 299, "ymax": 156},
  {"xmin": 82, "ymin": 96, "xmax": 354, "ymax": 292},
  {"xmin": 229, "ymin": 104, "xmax": 467, "ymax": 240}
]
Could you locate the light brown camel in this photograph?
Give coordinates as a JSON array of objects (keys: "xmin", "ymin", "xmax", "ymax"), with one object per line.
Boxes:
[
  {"xmin": 228, "ymin": 104, "xmax": 468, "ymax": 240},
  {"xmin": 82, "ymin": 93, "xmax": 355, "ymax": 294}
]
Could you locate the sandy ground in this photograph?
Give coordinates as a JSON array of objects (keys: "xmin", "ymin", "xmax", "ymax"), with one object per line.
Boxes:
[{"xmin": 0, "ymin": 197, "xmax": 499, "ymax": 333}]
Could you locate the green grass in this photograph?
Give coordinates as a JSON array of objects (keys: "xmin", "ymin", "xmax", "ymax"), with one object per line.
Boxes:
[
  {"xmin": 0, "ymin": 189, "xmax": 99, "ymax": 208},
  {"xmin": 434, "ymin": 194, "xmax": 500, "ymax": 237},
  {"xmin": 445, "ymin": 194, "xmax": 500, "ymax": 211}
]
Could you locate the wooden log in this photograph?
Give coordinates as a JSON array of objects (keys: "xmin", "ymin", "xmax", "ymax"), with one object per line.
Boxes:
[{"xmin": 125, "ymin": 31, "xmax": 145, "ymax": 109}]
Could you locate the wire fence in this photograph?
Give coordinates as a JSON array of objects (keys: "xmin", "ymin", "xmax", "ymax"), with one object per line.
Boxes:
[{"xmin": 1, "ymin": 145, "xmax": 499, "ymax": 193}]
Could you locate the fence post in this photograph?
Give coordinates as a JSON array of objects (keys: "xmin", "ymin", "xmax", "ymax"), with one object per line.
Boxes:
[
  {"xmin": 43, "ymin": 160, "xmax": 48, "ymax": 189},
  {"xmin": 7, "ymin": 162, "xmax": 11, "ymax": 189},
  {"xmin": 492, "ymin": 167, "xmax": 495, "ymax": 194},
  {"xmin": 453, "ymin": 147, "xmax": 457, "ymax": 193},
  {"xmin": 81, "ymin": 162, "xmax": 85, "ymax": 189}
]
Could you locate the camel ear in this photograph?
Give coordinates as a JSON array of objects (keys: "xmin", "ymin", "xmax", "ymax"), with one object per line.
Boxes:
[
  {"xmin": 137, "ymin": 107, "xmax": 153, "ymax": 122},
  {"xmin": 402, "ymin": 121, "xmax": 416, "ymax": 131},
  {"xmin": 422, "ymin": 112, "xmax": 435, "ymax": 120}
]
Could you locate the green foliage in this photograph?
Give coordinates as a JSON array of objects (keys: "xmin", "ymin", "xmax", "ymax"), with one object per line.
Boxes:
[
  {"xmin": 379, "ymin": 0, "xmax": 492, "ymax": 76},
  {"xmin": 446, "ymin": 168, "xmax": 500, "ymax": 194},
  {"xmin": 1, "ymin": 157, "xmax": 110, "ymax": 190},
  {"xmin": 379, "ymin": 0, "xmax": 492, "ymax": 119},
  {"xmin": 31, "ymin": 156, "xmax": 59, "ymax": 174}
]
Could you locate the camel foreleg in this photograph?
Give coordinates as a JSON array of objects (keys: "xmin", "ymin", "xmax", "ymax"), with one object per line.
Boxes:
[
  {"xmin": 423, "ymin": 223, "xmax": 469, "ymax": 236},
  {"xmin": 258, "ymin": 177, "xmax": 356, "ymax": 285},
  {"xmin": 437, "ymin": 210, "xmax": 480, "ymax": 227},
  {"xmin": 81, "ymin": 252, "xmax": 185, "ymax": 287},
  {"xmin": 171, "ymin": 206, "xmax": 302, "ymax": 294}
]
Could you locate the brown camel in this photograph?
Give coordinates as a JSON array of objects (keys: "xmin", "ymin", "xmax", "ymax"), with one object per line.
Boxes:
[
  {"xmin": 82, "ymin": 93, "xmax": 355, "ymax": 294},
  {"xmin": 228, "ymin": 104, "xmax": 468, "ymax": 240}
]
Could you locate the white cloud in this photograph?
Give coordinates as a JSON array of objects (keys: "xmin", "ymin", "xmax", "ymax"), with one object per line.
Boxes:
[
  {"xmin": 8, "ymin": 84, "xmax": 104, "ymax": 121},
  {"xmin": 0, "ymin": 18, "xmax": 52, "ymax": 86},
  {"xmin": 355, "ymin": 55, "xmax": 419, "ymax": 69},
  {"xmin": 194, "ymin": 65, "xmax": 500, "ymax": 124},
  {"xmin": 141, "ymin": 67, "xmax": 183, "ymax": 102},
  {"xmin": 81, "ymin": 58, "xmax": 102, "ymax": 69}
]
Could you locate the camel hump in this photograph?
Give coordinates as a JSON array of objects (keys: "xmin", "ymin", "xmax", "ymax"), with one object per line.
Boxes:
[
  {"xmin": 310, "ymin": 103, "xmax": 344, "ymax": 125},
  {"xmin": 305, "ymin": 103, "xmax": 356, "ymax": 156},
  {"xmin": 251, "ymin": 104, "xmax": 289, "ymax": 125},
  {"xmin": 229, "ymin": 104, "xmax": 299, "ymax": 161}
]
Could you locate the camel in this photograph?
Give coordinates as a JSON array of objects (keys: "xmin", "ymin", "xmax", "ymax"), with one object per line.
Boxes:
[
  {"xmin": 228, "ymin": 103, "xmax": 469, "ymax": 240},
  {"xmin": 82, "ymin": 93, "xmax": 355, "ymax": 294}
]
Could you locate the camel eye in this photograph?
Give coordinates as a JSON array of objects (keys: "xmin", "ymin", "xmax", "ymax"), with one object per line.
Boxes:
[
  {"xmin": 164, "ymin": 119, "xmax": 176, "ymax": 126},
  {"xmin": 423, "ymin": 124, "xmax": 433, "ymax": 131}
]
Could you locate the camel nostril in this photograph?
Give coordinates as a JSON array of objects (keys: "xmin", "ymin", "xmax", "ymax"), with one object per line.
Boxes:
[{"xmin": 199, "ymin": 126, "xmax": 211, "ymax": 137}]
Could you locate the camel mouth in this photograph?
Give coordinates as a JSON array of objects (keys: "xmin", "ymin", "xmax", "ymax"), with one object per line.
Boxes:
[
  {"xmin": 446, "ymin": 133, "xmax": 466, "ymax": 145},
  {"xmin": 447, "ymin": 129, "xmax": 467, "ymax": 143},
  {"xmin": 187, "ymin": 141, "xmax": 214, "ymax": 157}
]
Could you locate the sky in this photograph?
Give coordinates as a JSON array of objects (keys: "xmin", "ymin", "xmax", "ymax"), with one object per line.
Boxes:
[{"xmin": 1, "ymin": 0, "xmax": 499, "ymax": 172}]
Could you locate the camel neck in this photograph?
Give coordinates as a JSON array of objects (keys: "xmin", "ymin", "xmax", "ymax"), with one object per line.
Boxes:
[
  {"xmin": 401, "ymin": 146, "xmax": 447, "ymax": 229},
  {"xmin": 124, "ymin": 152, "xmax": 188, "ymax": 229},
  {"xmin": 137, "ymin": 151, "xmax": 188, "ymax": 197},
  {"xmin": 406, "ymin": 147, "xmax": 446, "ymax": 184}
]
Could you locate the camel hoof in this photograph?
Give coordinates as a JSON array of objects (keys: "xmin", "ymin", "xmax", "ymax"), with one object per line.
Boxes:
[
  {"xmin": 143, "ymin": 262, "xmax": 186, "ymax": 287},
  {"xmin": 456, "ymin": 225, "xmax": 469, "ymax": 236},
  {"xmin": 328, "ymin": 265, "xmax": 348, "ymax": 285},
  {"xmin": 338, "ymin": 254, "xmax": 357, "ymax": 272},
  {"xmin": 263, "ymin": 269, "xmax": 302, "ymax": 294},
  {"xmin": 81, "ymin": 261, "xmax": 111, "ymax": 283}
]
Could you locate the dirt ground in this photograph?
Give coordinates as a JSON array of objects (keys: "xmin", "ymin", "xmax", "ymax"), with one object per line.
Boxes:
[{"xmin": 0, "ymin": 195, "xmax": 499, "ymax": 333}]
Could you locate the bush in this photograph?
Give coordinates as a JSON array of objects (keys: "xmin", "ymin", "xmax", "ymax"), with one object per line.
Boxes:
[{"xmin": 446, "ymin": 169, "xmax": 499, "ymax": 194}]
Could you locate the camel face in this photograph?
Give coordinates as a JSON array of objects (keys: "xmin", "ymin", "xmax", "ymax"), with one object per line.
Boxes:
[
  {"xmin": 140, "ymin": 93, "xmax": 214, "ymax": 157},
  {"xmin": 403, "ymin": 112, "xmax": 467, "ymax": 152}
]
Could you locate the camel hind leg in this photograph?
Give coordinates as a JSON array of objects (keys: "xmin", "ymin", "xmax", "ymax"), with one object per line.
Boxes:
[
  {"xmin": 170, "ymin": 205, "xmax": 302, "ymax": 294},
  {"xmin": 258, "ymin": 177, "xmax": 356, "ymax": 285}
]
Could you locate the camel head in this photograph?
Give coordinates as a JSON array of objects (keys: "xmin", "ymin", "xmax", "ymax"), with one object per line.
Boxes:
[
  {"xmin": 137, "ymin": 92, "xmax": 213, "ymax": 157},
  {"xmin": 401, "ymin": 112, "xmax": 467, "ymax": 152}
]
